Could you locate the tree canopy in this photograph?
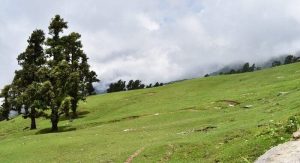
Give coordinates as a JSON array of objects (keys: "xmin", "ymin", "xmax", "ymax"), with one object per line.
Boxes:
[{"xmin": 0, "ymin": 15, "xmax": 99, "ymax": 131}]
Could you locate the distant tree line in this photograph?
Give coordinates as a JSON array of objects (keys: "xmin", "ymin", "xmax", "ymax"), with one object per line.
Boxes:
[
  {"xmin": 0, "ymin": 15, "xmax": 99, "ymax": 131},
  {"xmin": 206, "ymin": 54, "xmax": 300, "ymax": 77},
  {"xmin": 272, "ymin": 55, "xmax": 300, "ymax": 67},
  {"xmin": 107, "ymin": 80, "xmax": 163, "ymax": 93},
  {"xmin": 219, "ymin": 62, "xmax": 258, "ymax": 75}
]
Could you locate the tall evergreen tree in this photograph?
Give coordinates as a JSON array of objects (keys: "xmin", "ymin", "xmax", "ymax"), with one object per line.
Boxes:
[
  {"xmin": 61, "ymin": 32, "xmax": 99, "ymax": 117},
  {"xmin": 46, "ymin": 15, "xmax": 70, "ymax": 131},
  {"xmin": 12, "ymin": 29, "xmax": 47, "ymax": 129},
  {"xmin": 46, "ymin": 15, "xmax": 99, "ymax": 130}
]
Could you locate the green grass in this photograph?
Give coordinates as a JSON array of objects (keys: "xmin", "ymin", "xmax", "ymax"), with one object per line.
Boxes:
[{"xmin": 1, "ymin": 63, "xmax": 300, "ymax": 162}]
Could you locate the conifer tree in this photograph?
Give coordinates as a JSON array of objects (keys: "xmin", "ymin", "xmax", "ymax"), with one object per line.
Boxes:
[
  {"xmin": 46, "ymin": 15, "xmax": 99, "ymax": 130},
  {"xmin": 1, "ymin": 15, "xmax": 99, "ymax": 131},
  {"xmin": 12, "ymin": 29, "xmax": 48, "ymax": 129}
]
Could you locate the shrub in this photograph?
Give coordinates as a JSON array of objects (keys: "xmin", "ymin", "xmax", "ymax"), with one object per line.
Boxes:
[{"xmin": 285, "ymin": 116, "xmax": 298, "ymax": 134}]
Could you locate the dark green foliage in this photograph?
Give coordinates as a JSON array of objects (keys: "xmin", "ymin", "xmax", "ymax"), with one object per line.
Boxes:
[
  {"xmin": 242, "ymin": 63, "xmax": 250, "ymax": 72},
  {"xmin": 86, "ymin": 71, "xmax": 100, "ymax": 95},
  {"xmin": 10, "ymin": 29, "xmax": 48, "ymax": 129},
  {"xmin": 262, "ymin": 115, "xmax": 300, "ymax": 143},
  {"xmin": 60, "ymin": 96, "xmax": 72, "ymax": 117},
  {"xmin": 229, "ymin": 69, "xmax": 236, "ymax": 74},
  {"xmin": 1, "ymin": 15, "xmax": 99, "ymax": 131},
  {"xmin": 154, "ymin": 82, "xmax": 160, "ymax": 87},
  {"xmin": 285, "ymin": 55, "xmax": 293, "ymax": 64},
  {"xmin": 204, "ymin": 74, "xmax": 210, "ymax": 77},
  {"xmin": 249, "ymin": 64, "xmax": 256, "ymax": 72},
  {"xmin": 46, "ymin": 15, "xmax": 68, "ymax": 64},
  {"xmin": 107, "ymin": 79, "xmax": 163, "ymax": 93},
  {"xmin": 272, "ymin": 61, "xmax": 281, "ymax": 67},
  {"xmin": 146, "ymin": 84, "xmax": 152, "ymax": 88},
  {"xmin": 48, "ymin": 15, "xmax": 68, "ymax": 38},
  {"xmin": 214, "ymin": 55, "xmax": 299, "ymax": 77},
  {"xmin": 284, "ymin": 55, "xmax": 296, "ymax": 64},
  {"xmin": 126, "ymin": 80, "xmax": 134, "ymax": 90},
  {"xmin": 220, "ymin": 62, "xmax": 257, "ymax": 75},
  {"xmin": 285, "ymin": 116, "xmax": 298, "ymax": 134},
  {"xmin": 0, "ymin": 85, "xmax": 12, "ymax": 121},
  {"xmin": 107, "ymin": 80, "xmax": 126, "ymax": 93},
  {"xmin": 22, "ymin": 81, "xmax": 54, "ymax": 129},
  {"xmin": 241, "ymin": 63, "xmax": 255, "ymax": 72},
  {"xmin": 127, "ymin": 80, "xmax": 145, "ymax": 90},
  {"xmin": 0, "ymin": 107, "xmax": 5, "ymax": 121},
  {"xmin": 48, "ymin": 60, "xmax": 72, "ymax": 130},
  {"xmin": 145, "ymin": 82, "xmax": 163, "ymax": 88},
  {"xmin": 45, "ymin": 15, "xmax": 99, "ymax": 130}
]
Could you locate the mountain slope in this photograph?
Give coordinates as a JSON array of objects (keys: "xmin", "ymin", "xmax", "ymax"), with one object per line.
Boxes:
[{"xmin": 1, "ymin": 63, "xmax": 300, "ymax": 162}]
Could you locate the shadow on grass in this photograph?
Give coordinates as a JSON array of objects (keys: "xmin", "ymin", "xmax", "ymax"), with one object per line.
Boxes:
[
  {"xmin": 60, "ymin": 111, "xmax": 90, "ymax": 121},
  {"xmin": 35, "ymin": 126, "xmax": 76, "ymax": 135}
]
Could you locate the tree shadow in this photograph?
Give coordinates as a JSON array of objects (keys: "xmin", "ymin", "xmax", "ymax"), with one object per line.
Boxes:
[
  {"xmin": 60, "ymin": 111, "xmax": 90, "ymax": 121},
  {"xmin": 77, "ymin": 110, "xmax": 90, "ymax": 117},
  {"xmin": 35, "ymin": 126, "xmax": 76, "ymax": 135}
]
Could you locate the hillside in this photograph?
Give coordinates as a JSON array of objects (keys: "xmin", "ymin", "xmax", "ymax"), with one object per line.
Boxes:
[{"xmin": 1, "ymin": 63, "xmax": 300, "ymax": 162}]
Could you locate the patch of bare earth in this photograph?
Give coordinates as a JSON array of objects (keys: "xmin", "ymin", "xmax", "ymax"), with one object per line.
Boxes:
[
  {"xmin": 159, "ymin": 144, "xmax": 176, "ymax": 162},
  {"xmin": 216, "ymin": 100, "xmax": 240, "ymax": 106},
  {"xmin": 125, "ymin": 147, "xmax": 145, "ymax": 163}
]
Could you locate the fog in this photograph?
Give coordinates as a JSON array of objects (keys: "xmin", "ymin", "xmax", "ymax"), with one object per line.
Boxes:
[{"xmin": 1, "ymin": 0, "xmax": 300, "ymax": 90}]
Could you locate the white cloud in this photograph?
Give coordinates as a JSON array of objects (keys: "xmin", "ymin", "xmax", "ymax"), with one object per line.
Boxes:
[
  {"xmin": 2, "ymin": 0, "xmax": 300, "ymax": 90},
  {"xmin": 137, "ymin": 14, "xmax": 160, "ymax": 31}
]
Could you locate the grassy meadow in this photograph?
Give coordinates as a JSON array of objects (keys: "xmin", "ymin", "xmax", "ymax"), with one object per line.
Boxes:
[{"xmin": 1, "ymin": 63, "xmax": 300, "ymax": 162}]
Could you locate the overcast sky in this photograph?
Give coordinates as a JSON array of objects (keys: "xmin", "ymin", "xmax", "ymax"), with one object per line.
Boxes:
[{"xmin": 2, "ymin": 0, "xmax": 300, "ymax": 90}]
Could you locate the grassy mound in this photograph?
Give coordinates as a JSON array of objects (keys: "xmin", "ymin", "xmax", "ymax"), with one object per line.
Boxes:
[{"xmin": 1, "ymin": 63, "xmax": 300, "ymax": 162}]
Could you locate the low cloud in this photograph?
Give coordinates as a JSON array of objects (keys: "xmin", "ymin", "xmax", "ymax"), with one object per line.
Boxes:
[{"xmin": 1, "ymin": 0, "xmax": 300, "ymax": 89}]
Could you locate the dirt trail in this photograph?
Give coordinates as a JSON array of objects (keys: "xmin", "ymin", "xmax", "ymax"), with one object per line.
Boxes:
[
  {"xmin": 255, "ymin": 140, "xmax": 300, "ymax": 163},
  {"xmin": 125, "ymin": 147, "xmax": 145, "ymax": 163}
]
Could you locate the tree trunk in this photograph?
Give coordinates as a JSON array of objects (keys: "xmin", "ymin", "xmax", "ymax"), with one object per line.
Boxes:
[
  {"xmin": 65, "ymin": 109, "xmax": 69, "ymax": 118},
  {"xmin": 51, "ymin": 107, "xmax": 59, "ymax": 132},
  {"xmin": 30, "ymin": 116, "xmax": 36, "ymax": 130},
  {"xmin": 71, "ymin": 99, "xmax": 78, "ymax": 118},
  {"xmin": 51, "ymin": 121, "xmax": 58, "ymax": 131},
  {"xmin": 30, "ymin": 108, "xmax": 36, "ymax": 130}
]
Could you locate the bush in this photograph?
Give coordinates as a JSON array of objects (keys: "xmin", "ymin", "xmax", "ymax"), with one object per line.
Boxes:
[
  {"xmin": 285, "ymin": 116, "xmax": 298, "ymax": 134},
  {"xmin": 259, "ymin": 116, "xmax": 299, "ymax": 143}
]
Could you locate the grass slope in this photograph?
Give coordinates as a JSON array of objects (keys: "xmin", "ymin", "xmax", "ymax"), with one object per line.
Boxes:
[{"xmin": 1, "ymin": 63, "xmax": 300, "ymax": 162}]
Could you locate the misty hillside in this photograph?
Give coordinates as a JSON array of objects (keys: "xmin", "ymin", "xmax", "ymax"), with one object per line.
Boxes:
[
  {"xmin": 209, "ymin": 53, "xmax": 300, "ymax": 76},
  {"xmin": 1, "ymin": 63, "xmax": 300, "ymax": 162}
]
